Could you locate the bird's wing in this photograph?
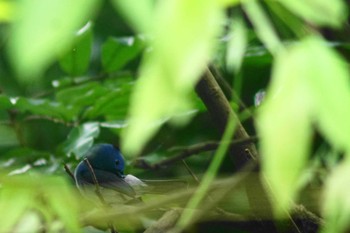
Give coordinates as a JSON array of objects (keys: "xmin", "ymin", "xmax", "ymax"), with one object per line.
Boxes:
[{"xmin": 77, "ymin": 169, "xmax": 136, "ymax": 197}]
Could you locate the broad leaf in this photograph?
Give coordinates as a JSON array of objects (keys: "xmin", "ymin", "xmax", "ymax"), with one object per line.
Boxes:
[
  {"xmin": 322, "ymin": 160, "xmax": 350, "ymax": 233},
  {"xmin": 14, "ymin": 97, "xmax": 77, "ymax": 122},
  {"xmin": 59, "ymin": 22, "xmax": 93, "ymax": 76},
  {"xmin": 278, "ymin": 0, "xmax": 347, "ymax": 27},
  {"xmin": 101, "ymin": 36, "xmax": 144, "ymax": 72},
  {"xmin": 258, "ymin": 36, "xmax": 350, "ymax": 215},
  {"xmin": 122, "ymin": 0, "xmax": 223, "ymax": 155},
  {"xmin": 111, "ymin": 0, "xmax": 154, "ymax": 33},
  {"xmin": 63, "ymin": 122, "xmax": 100, "ymax": 159},
  {"xmin": 8, "ymin": 0, "xmax": 99, "ymax": 81}
]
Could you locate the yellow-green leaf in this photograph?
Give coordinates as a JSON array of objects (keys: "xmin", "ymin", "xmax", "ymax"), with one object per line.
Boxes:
[
  {"xmin": 322, "ymin": 159, "xmax": 350, "ymax": 233},
  {"xmin": 258, "ymin": 36, "xmax": 350, "ymax": 215},
  {"xmin": 278, "ymin": 0, "xmax": 347, "ymax": 27},
  {"xmin": 8, "ymin": 0, "xmax": 99, "ymax": 82},
  {"xmin": 122, "ymin": 0, "xmax": 223, "ymax": 155}
]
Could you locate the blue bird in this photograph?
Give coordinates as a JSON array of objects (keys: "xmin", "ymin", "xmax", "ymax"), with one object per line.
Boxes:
[{"xmin": 74, "ymin": 143, "xmax": 184, "ymax": 204}]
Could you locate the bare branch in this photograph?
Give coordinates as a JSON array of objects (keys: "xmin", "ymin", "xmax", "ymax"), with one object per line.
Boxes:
[
  {"xmin": 83, "ymin": 158, "xmax": 118, "ymax": 233},
  {"xmin": 134, "ymin": 137, "xmax": 258, "ymax": 170},
  {"xmin": 63, "ymin": 164, "xmax": 75, "ymax": 181}
]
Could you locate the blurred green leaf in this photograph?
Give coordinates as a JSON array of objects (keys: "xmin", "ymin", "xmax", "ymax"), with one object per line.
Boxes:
[
  {"xmin": 258, "ymin": 36, "xmax": 350, "ymax": 215},
  {"xmin": 83, "ymin": 86, "xmax": 131, "ymax": 120},
  {"xmin": 322, "ymin": 159, "xmax": 350, "ymax": 233},
  {"xmin": 8, "ymin": 0, "xmax": 99, "ymax": 81},
  {"xmin": 226, "ymin": 18, "xmax": 247, "ymax": 72},
  {"xmin": 101, "ymin": 36, "xmax": 144, "ymax": 72},
  {"xmin": 305, "ymin": 40, "xmax": 350, "ymax": 152},
  {"xmin": 56, "ymin": 82, "xmax": 108, "ymax": 107},
  {"xmin": 0, "ymin": 125, "xmax": 19, "ymax": 146},
  {"xmin": 15, "ymin": 97, "xmax": 77, "ymax": 121},
  {"xmin": 0, "ymin": 95, "xmax": 12, "ymax": 110},
  {"xmin": 63, "ymin": 122, "xmax": 100, "ymax": 158},
  {"xmin": 45, "ymin": 178, "xmax": 81, "ymax": 232},
  {"xmin": 122, "ymin": 0, "xmax": 223, "ymax": 155},
  {"xmin": 0, "ymin": 186, "xmax": 33, "ymax": 232},
  {"xmin": 59, "ymin": 22, "xmax": 93, "ymax": 76},
  {"xmin": 278, "ymin": 0, "xmax": 347, "ymax": 27},
  {"xmin": 243, "ymin": 0, "xmax": 282, "ymax": 54},
  {"xmin": 0, "ymin": 175, "xmax": 81, "ymax": 232},
  {"xmin": 0, "ymin": 0, "xmax": 15, "ymax": 22},
  {"xmin": 111, "ymin": 0, "xmax": 154, "ymax": 33},
  {"xmin": 12, "ymin": 212, "xmax": 42, "ymax": 233}
]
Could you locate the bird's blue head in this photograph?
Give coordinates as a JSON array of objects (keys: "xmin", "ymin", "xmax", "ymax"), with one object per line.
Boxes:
[{"xmin": 85, "ymin": 144, "xmax": 126, "ymax": 178}]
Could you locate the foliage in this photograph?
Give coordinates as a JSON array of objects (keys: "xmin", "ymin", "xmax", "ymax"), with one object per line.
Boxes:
[{"xmin": 0, "ymin": 0, "xmax": 350, "ymax": 232}]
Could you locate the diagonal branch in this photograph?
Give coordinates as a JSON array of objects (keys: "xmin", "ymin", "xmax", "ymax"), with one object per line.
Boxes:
[
  {"xmin": 134, "ymin": 136, "xmax": 258, "ymax": 170},
  {"xmin": 84, "ymin": 159, "xmax": 118, "ymax": 233}
]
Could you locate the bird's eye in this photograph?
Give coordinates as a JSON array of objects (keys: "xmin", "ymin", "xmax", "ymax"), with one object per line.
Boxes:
[{"xmin": 115, "ymin": 160, "xmax": 120, "ymax": 165}]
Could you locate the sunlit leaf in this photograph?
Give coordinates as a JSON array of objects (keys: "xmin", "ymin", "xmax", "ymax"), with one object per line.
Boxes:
[
  {"xmin": 0, "ymin": 175, "xmax": 81, "ymax": 232},
  {"xmin": 278, "ymin": 0, "xmax": 347, "ymax": 27},
  {"xmin": 63, "ymin": 122, "xmax": 100, "ymax": 158},
  {"xmin": 258, "ymin": 36, "xmax": 350, "ymax": 215},
  {"xmin": 122, "ymin": 0, "xmax": 223, "ymax": 155},
  {"xmin": 226, "ymin": 18, "xmax": 247, "ymax": 72},
  {"xmin": 322, "ymin": 159, "xmax": 350, "ymax": 233},
  {"xmin": 101, "ymin": 36, "xmax": 144, "ymax": 72},
  {"xmin": 243, "ymin": 0, "xmax": 282, "ymax": 54},
  {"xmin": 258, "ymin": 58, "xmax": 313, "ymax": 214},
  {"xmin": 45, "ymin": 178, "xmax": 80, "ymax": 232},
  {"xmin": 8, "ymin": 0, "xmax": 99, "ymax": 82},
  {"xmin": 111, "ymin": 0, "xmax": 154, "ymax": 33},
  {"xmin": 13, "ymin": 212, "xmax": 41, "ymax": 233},
  {"xmin": 0, "ymin": 186, "xmax": 32, "ymax": 232},
  {"xmin": 59, "ymin": 22, "xmax": 93, "ymax": 76},
  {"xmin": 304, "ymin": 39, "xmax": 350, "ymax": 152},
  {"xmin": 218, "ymin": 0, "xmax": 240, "ymax": 8},
  {"xmin": 0, "ymin": 0, "xmax": 15, "ymax": 22}
]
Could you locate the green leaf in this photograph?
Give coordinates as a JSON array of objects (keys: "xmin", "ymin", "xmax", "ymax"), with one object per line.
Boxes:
[
  {"xmin": 62, "ymin": 122, "xmax": 100, "ymax": 159},
  {"xmin": 278, "ymin": 0, "xmax": 347, "ymax": 28},
  {"xmin": 111, "ymin": 0, "xmax": 154, "ymax": 33},
  {"xmin": 0, "ymin": 125, "xmax": 19, "ymax": 147},
  {"xmin": 226, "ymin": 18, "xmax": 247, "ymax": 72},
  {"xmin": 59, "ymin": 22, "xmax": 93, "ymax": 76},
  {"xmin": 8, "ymin": 0, "xmax": 99, "ymax": 82},
  {"xmin": 257, "ymin": 36, "xmax": 350, "ymax": 215},
  {"xmin": 243, "ymin": 0, "xmax": 282, "ymax": 55},
  {"xmin": 56, "ymin": 82, "xmax": 108, "ymax": 107},
  {"xmin": 0, "ymin": 176, "xmax": 81, "ymax": 232},
  {"xmin": 45, "ymin": 178, "xmax": 80, "ymax": 232},
  {"xmin": 0, "ymin": 1, "xmax": 15, "ymax": 22},
  {"xmin": 0, "ymin": 187, "xmax": 33, "ymax": 232},
  {"xmin": 322, "ymin": 160, "xmax": 350, "ymax": 233},
  {"xmin": 0, "ymin": 95, "xmax": 12, "ymax": 110},
  {"xmin": 83, "ymin": 87, "xmax": 131, "ymax": 120},
  {"xmin": 258, "ymin": 53, "xmax": 313, "ymax": 214},
  {"xmin": 304, "ymin": 39, "xmax": 350, "ymax": 153},
  {"xmin": 101, "ymin": 36, "xmax": 144, "ymax": 72},
  {"xmin": 122, "ymin": 0, "xmax": 223, "ymax": 155},
  {"xmin": 14, "ymin": 97, "xmax": 77, "ymax": 121}
]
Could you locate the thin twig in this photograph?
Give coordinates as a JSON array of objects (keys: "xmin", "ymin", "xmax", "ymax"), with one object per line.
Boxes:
[
  {"xmin": 83, "ymin": 159, "xmax": 118, "ymax": 233},
  {"xmin": 181, "ymin": 160, "xmax": 200, "ymax": 183},
  {"xmin": 134, "ymin": 137, "xmax": 258, "ymax": 170},
  {"xmin": 63, "ymin": 164, "xmax": 75, "ymax": 181},
  {"xmin": 84, "ymin": 159, "xmax": 107, "ymax": 205}
]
